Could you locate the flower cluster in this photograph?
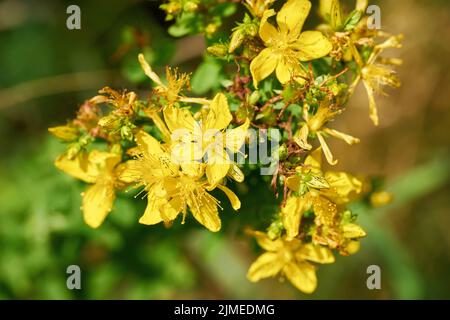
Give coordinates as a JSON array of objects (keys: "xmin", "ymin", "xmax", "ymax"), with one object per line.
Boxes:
[{"xmin": 50, "ymin": 0, "xmax": 401, "ymax": 294}]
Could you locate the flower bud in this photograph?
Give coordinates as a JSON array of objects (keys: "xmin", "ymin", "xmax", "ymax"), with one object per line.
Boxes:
[
  {"xmin": 229, "ymin": 29, "xmax": 245, "ymax": 53},
  {"xmin": 247, "ymin": 90, "xmax": 261, "ymax": 105},
  {"xmin": 98, "ymin": 115, "xmax": 121, "ymax": 131},
  {"xmin": 120, "ymin": 126, "xmax": 134, "ymax": 141},
  {"xmin": 48, "ymin": 125, "xmax": 79, "ymax": 142},
  {"xmin": 370, "ymin": 191, "xmax": 393, "ymax": 208},
  {"xmin": 160, "ymin": 2, "xmax": 181, "ymax": 15},
  {"xmin": 278, "ymin": 144, "xmax": 288, "ymax": 161},
  {"xmin": 183, "ymin": 1, "xmax": 198, "ymax": 12},
  {"xmin": 245, "ymin": 23, "xmax": 258, "ymax": 37},
  {"xmin": 205, "ymin": 23, "xmax": 218, "ymax": 36},
  {"xmin": 207, "ymin": 44, "xmax": 228, "ymax": 57}
]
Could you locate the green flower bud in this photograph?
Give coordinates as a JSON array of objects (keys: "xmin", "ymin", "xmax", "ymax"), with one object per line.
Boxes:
[
  {"xmin": 278, "ymin": 144, "xmax": 288, "ymax": 161},
  {"xmin": 267, "ymin": 220, "xmax": 283, "ymax": 240},
  {"xmin": 229, "ymin": 29, "xmax": 245, "ymax": 53},
  {"xmin": 183, "ymin": 1, "xmax": 198, "ymax": 12},
  {"xmin": 247, "ymin": 90, "xmax": 261, "ymax": 105},
  {"xmin": 205, "ymin": 23, "xmax": 218, "ymax": 36},
  {"xmin": 245, "ymin": 22, "xmax": 258, "ymax": 37},
  {"xmin": 207, "ymin": 44, "xmax": 228, "ymax": 57},
  {"xmin": 120, "ymin": 126, "xmax": 134, "ymax": 141}
]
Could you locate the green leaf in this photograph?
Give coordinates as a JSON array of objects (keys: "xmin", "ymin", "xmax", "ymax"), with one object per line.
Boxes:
[
  {"xmin": 191, "ymin": 59, "xmax": 222, "ymax": 94},
  {"xmin": 211, "ymin": 3, "xmax": 237, "ymax": 17},
  {"xmin": 168, "ymin": 13, "xmax": 199, "ymax": 37},
  {"xmin": 344, "ymin": 10, "xmax": 363, "ymax": 31}
]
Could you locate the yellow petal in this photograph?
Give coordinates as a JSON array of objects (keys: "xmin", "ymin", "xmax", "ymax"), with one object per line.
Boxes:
[
  {"xmin": 342, "ymin": 223, "xmax": 367, "ymax": 239},
  {"xmin": 277, "ymin": 0, "xmax": 311, "ymax": 39},
  {"xmin": 283, "ymin": 261, "xmax": 317, "ymax": 294},
  {"xmin": 217, "ymin": 184, "xmax": 241, "ymax": 210},
  {"xmin": 329, "ymin": 0, "xmax": 343, "ymax": 29},
  {"xmin": 312, "ymin": 196, "xmax": 337, "ymax": 226},
  {"xmin": 89, "ymin": 150, "xmax": 121, "ymax": 171},
  {"xmin": 225, "ymin": 118, "xmax": 249, "ymax": 153},
  {"xmin": 304, "ymin": 147, "xmax": 323, "ymax": 172},
  {"xmin": 206, "ymin": 148, "xmax": 231, "ymax": 186},
  {"xmin": 139, "ymin": 181, "xmax": 181, "ymax": 225},
  {"xmin": 139, "ymin": 196, "xmax": 165, "ymax": 225},
  {"xmin": 136, "ymin": 130, "xmax": 164, "ymax": 157},
  {"xmin": 180, "ymin": 161, "xmax": 204, "ymax": 178},
  {"xmin": 286, "ymin": 175, "xmax": 301, "ymax": 192},
  {"xmin": 363, "ymin": 80, "xmax": 379, "ymax": 126},
  {"xmin": 259, "ymin": 9, "xmax": 278, "ymax": 44},
  {"xmin": 55, "ymin": 153, "xmax": 98, "ymax": 183},
  {"xmin": 293, "ymin": 124, "xmax": 312, "ymax": 150},
  {"xmin": 317, "ymin": 132, "xmax": 338, "ymax": 165},
  {"xmin": 160, "ymin": 197, "xmax": 183, "ymax": 223},
  {"xmin": 247, "ymin": 252, "xmax": 284, "ymax": 282},
  {"xmin": 204, "ymin": 93, "xmax": 233, "ymax": 131},
  {"xmin": 319, "ymin": 0, "xmax": 343, "ymax": 30},
  {"xmin": 227, "ymin": 163, "xmax": 245, "ymax": 183},
  {"xmin": 296, "ymin": 244, "xmax": 335, "ymax": 264},
  {"xmin": 275, "ymin": 57, "xmax": 299, "ymax": 84},
  {"xmin": 323, "ymin": 128, "xmax": 360, "ymax": 145},
  {"xmin": 188, "ymin": 193, "xmax": 221, "ymax": 232},
  {"xmin": 356, "ymin": 0, "xmax": 369, "ymax": 11},
  {"xmin": 138, "ymin": 53, "xmax": 163, "ymax": 86},
  {"xmin": 163, "ymin": 105, "xmax": 197, "ymax": 133},
  {"xmin": 115, "ymin": 160, "xmax": 142, "ymax": 185},
  {"xmin": 323, "ymin": 171, "xmax": 362, "ymax": 203},
  {"xmin": 82, "ymin": 179, "xmax": 115, "ymax": 228},
  {"xmin": 319, "ymin": 0, "xmax": 332, "ymax": 19},
  {"xmin": 250, "ymin": 47, "xmax": 278, "ymax": 89},
  {"xmin": 144, "ymin": 109, "xmax": 171, "ymax": 142},
  {"xmin": 281, "ymin": 196, "xmax": 310, "ymax": 240},
  {"xmin": 294, "ymin": 31, "xmax": 332, "ymax": 61},
  {"xmin": 172, "ymin": 140, "xmax": 203, "ymax": 164},
  {"xmin": 248, "ymin": 230, "xmax": 284, "ymax": 252}
]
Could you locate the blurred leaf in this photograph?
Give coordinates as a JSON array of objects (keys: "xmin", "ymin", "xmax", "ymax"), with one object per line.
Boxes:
[{"xmin": 191, "ymin": 58, "xmax": 222, "ymax": 95}]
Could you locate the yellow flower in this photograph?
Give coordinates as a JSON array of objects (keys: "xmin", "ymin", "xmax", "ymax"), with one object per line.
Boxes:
[
  {"xmin": 164, "ymin": 93, "xmax": 249, "ymax": 186},
  {"xmin": 349, "ymin": 35, "xmax": 402, "ymax": 125},
  {"xmin": 250, "ymin": 0, "xmax": 332, "ymax": 88},
  {"xmin": 247, "ymin": 231, "xmax": 334, "ymax": 294},
  {"xmin": 138, "ymin": 53, "xmax": 208, "ymax": 106},
  {"xmin": 55, "ymin": 150, "xmax": 121, "ymax": 228},
  {"xmin": 243, "ymin": 0, "xmax": 275, "ymax": 17},
  {"xmin": 89, "ymin": 86, "xmax": 137, "ymax": 111},
  {"xmin": 294, "ymin": 99, "xmax": 360, "ymax": 165},
  {"xmin": 118, "ymin": 130, "xmax": 241, "ymax": 232},
  {"xmin": 313, "ymin": 215, "xmax": 366, "ymax": 255},
  {"xmin": 281, "ymin": 148, "xmax": 362, "ymax": 239}
]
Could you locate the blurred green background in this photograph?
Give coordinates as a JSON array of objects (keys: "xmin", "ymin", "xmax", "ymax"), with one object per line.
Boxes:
[{"xmin": 0, "ymin": 0, "xmax": 449, "ymax": 299}]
